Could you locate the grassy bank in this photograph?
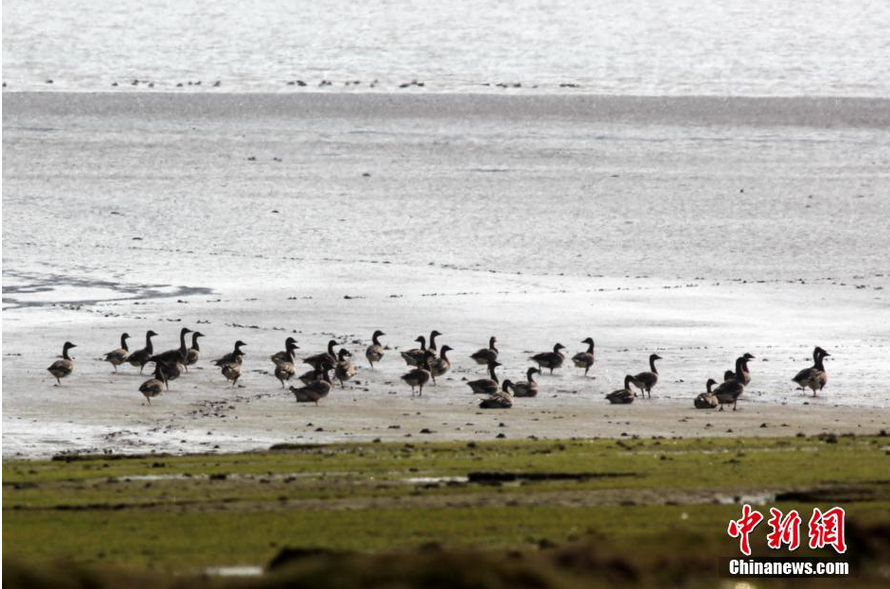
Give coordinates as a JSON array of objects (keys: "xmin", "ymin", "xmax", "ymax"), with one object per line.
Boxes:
[{"xmin": 4, "ymin": 435, "xmax": 890, "ymax": 585}]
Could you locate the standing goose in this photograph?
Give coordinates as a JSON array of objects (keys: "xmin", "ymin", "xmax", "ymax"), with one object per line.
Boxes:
[
  {"xmin": 401, "ymin": 352, "xmax": 434, "ymax": 396},
  {"xmin": 103, "ymin": 332, "xmax": 130, "ymax": 372},
  {"xmin": 214, "ymin": 340, "xmax": 247, "ymax": 367},
  {"xmin": 127, "ymin": 330, "xmax": 159, "ymax": 374},
  {"xmin": 713, "ymin": 358, "xmax": 747, "ymax": 410},
  {"xmin": 365, "ymin": 330, "xmax": 386, "ymax": 368},
  {"xmin": 572, "ymin": 337, "xmax": 596, "ymax": 376},
  {"xmin": 303, "ymin": 339, "xmax": 339, "ymax": 371},
  {"xmin": 156, "ymin": 359, "xmax": 184, "ymax": 390},
  {"xmin": 727, "ymin": 352, "xmax": 755, "ymax": 386},
  {"xmin": 509, "ymin": 367, "xmax": 540, "ymax": 398},
  {"xmin": 221, "ymin": 359, "xmax": 242, "ymax": 387},
  {"xmin": 467, "ymin": 361, "xmax": 501, "ymax": 395},
  {"xmin": 185, "ymin": 331, "xmax": 204, "ymax": 371},
  {"xmin": 47, "ymin": 342, "xmax": 76, "ymax": 385},
  {"xmin": 429, "ymin": 345, "xmax": 453, "ymax": 384},
  {"xmin": 694, "ymin": 379, "xmax": 719, "ymax": 409},
  {"xmin": 629, "ymin": 353, "xmax": 662, "ymax": 399},
  {"xmin": 400, "ymin": 335, "xmax": 429, "ymax": 366},
  {"xmin": 290, "ymin": 369, "xmax": 333, "ymax": 405},
  {"xmin": 470, "ymin": 336, "xmax": 498, "ymax": 365},
  {"xmin": 273, "ymin": 342, "xmax": 299, "ymax": 388},
  {"xmin": 271, "ymin": 337, "xmax": 299, "ymax": 364},
  {"xmin": 480, "ymin": 380, "xmax": 513, "ymax": 409},
  {"xmin": 151, "ymin": 327, "xmax": 193, "ymax": 366},
  {"xmin": 427, "ymin": 330, "xmax": 443, "ymax": 354},
  {"xmin": 334, "ymin": 349, "xmax": 357, "ymax": 386},
  {"xmin": 139, "ymin": 366, "xmax": 167, "ymax": 405},
  {"xmin": 530, "ymin": 343, "xmax": 566, "ymax": 374},
  {"xmin": 792, "ymin": 346, "xmax": 830, "ymax": 396},
  {"xmin": 605, "ymin": 375, "xmax": 635, "ymax": 404},
  {"xmin": 723, "ymin": 370, "xmax": 736, "ymax": 382}
]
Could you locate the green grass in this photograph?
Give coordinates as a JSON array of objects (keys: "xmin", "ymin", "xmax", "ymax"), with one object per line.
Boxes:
[{"xmin": 4, "ymin": 435, "xmax": 890, "ymax": 573}]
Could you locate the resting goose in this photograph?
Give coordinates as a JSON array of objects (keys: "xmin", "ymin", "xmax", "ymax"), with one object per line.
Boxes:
[
  {"xmin": 470, "ymin": 336, "xmax": 498, "ymax": 365},
  {"xmin": 401, "ymin": 351, "xmax": 434, "ymax": 396},
  {"xmin": 185, "ymin": 331, "xmax": 204, "ymax": 371},
  {"xmin": 467, "ymin": 361, "xmax": 501, "ymax": 395},
  {"xmin": 694, "ymin": 379, "xmax": 719, "ymax": 409},
  {"xmin": 509, "ymin": 367, "xmax": 540, "ymax": 397},
  {"xmin": 290, "ymin": 369, "xmax": 333, "ymax": 405},
  {"xmin": 139, "ymin": 366, "xmax": 167, "ymax": 405},
  {"xmin": 629, "ymin": 354, "xmax": 662, "ymax": 399},
  {"xmin": 530, "ymin": 343, "xmax": 566, "ymax": 374},
  {"xmin": 605, "ymin": 375, "xmax": 635, "ymax": 404},
  {"xmin": 303, "ymin": 339, "xmax": 338, "ymax": 371},
  {"xmin": 334, "ymin": 349, "xmax": 357, "ymax": 386},
  {"xmin": 47, "ymin": 342, "xmax": 76, "ymax": 385},
  {"xmin": 271, "ymin": 337, "xmax": 299, "ymax": 364},
  {"xmin": 400, "ymin": 336, "xmax": 429, "ymax": 366},
  {"xmin": 792, "ymin": 346, "xmax": 830, "ymax": 396},
  {"xmin": 429, "ymin": 345, "xmax": 453, "ymax": 384},
  {"xmin": 214, "ymin": 340, "xmax": 247, "ymax": 367},
  {"xmin": 480, "ymin": 380, "xmax": 513, "ymax": 409},
  {"xmin": 103, "ymin": 332, "xmax": 130, "ymax": 372},
  {"xmin": 151, "ymin": 327, "xmax": 193, "ymax": 366},
  {"xmin": 365, "ymin": 330, "xmax": 386, "ymax": 368},
  {"xmin": 572, "ymin": 337, "xmax": 595, "ymax": 376},
  {"xmin": 127, "ymin": 330, "xmax": 159, "ymax": 373}
]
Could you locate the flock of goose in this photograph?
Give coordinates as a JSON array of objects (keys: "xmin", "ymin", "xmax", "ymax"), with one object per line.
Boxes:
[{"xmin": 46, "ymin": 328, "xmax": 831, "ymax": 410}]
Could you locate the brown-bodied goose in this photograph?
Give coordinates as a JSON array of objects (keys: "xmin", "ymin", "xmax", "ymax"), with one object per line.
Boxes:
[
  {"xmin": 221, "ymin": 359, "xmax": 242, "ymax": 387},
  {"xmin": 273, "ymin": 343, "xmax": 299, "ymax": 388},
  {"xmin": 151, "ymin": 327, "xmax": 193, "ymax": 366},
  {"xmin": 139, "ymin": 365, "xmax": 167, "ymax": 405},
  {"xmin": 271, "ymin": 337, "xmax": 299, "ymax": 364},
  {"xmin": 728, "ymin": 352, "xmax": 755, "ymax": 385},
  {"xmin": 103, "ymin": 332, "xmax": 130, "ymax": 372},
  {"xmin": 157, "ymin": 359, "xmax": 184, "ymax": 390},
  {"xmin": 429, "ymin": 345, "xmax": 453, "ymax": 384},
  {"xmin": 694, "ymin": 379, "xmax": 719, "ymax": 409},
  {"xmin": 334, "ymin": 349, "xmax": 357, "ymax": 386},
  {"xmin": 303, "ymin": 339, "xmax": 339, "ymax": 370},
  {"xmin": 572, "ymin": 337, "xmax": 596, "ymax": 376},
  {"xmin": 467, "ymin": 361, "xmax": 501, "ymax": 395},
  {"xmin": 127, "ymin": 330, "xmax": 159, "ymax": 374},
  {"xmin": 401, "ymin": 351, "xmax": 434, "ymax": 396},
  {"xmin": 629, "ymin": 354, "xmax": 662, "ymax": 398},
  {"xmin": 470, "ymin": 336, "xmax": 498, "ymax": 365},
  {"xmin": 509, "ymin": 367, "xmax": 540, "ymax": 397},
  {"xmin": 47, "ymin": 342, "xmax": 76, "ymax": 385},
  {"xmin": 291, "ymin": 369, "xmax": 333, "ymax": 405},
  {"xmin": 214, "ymin": 340, "xmax": 247, "ymax": 367},
  {"xmin": 723, "ymin": 370, "xmax": 736, "ymax": 381},
  {"xmin": 400, "ymin": 335, "xmax": 430, "ymax": 366},
  {"xmin": 792, "ymin": 346, "xmax": 830, "ymax": 396},
  {"xmin": 605, "ymin": 375, "xmax": 635, "ymax": 404},
  {"xmin": 714, "ymin": 359, "xmax": 746, "ymax": 410},
  {"xmin": 185, "ymin": 331, "xmax": 204, "ymax": 371},
  {"xmin": 530, "ymin": 343, "xmax": 566, "ymax": 374},
  {"xmin": 365, "ymin": 330, "xmax": 386, "ymax": 368},
  {"xmin": 480, "ymin": 380, "xmax": 513, "ymax": 409}
]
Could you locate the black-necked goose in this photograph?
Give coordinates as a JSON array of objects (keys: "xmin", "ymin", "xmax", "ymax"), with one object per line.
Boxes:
[
  {"xmin": 530, "ymin": 343, "xmax": 566, "ymax": 374},
  {"xmin": 152, "ymin": 327, "xmax": 193, "ymax": 366},
  {"xmin": 365, "ymin": 330, "xmax": 386, "ymax": 368},
  {"xmin": 694, "ymin": 379, "xmax": 719, "ymax": 409},
  {"xmin": 572, "ymin": 338, "xmax": 595, "ymax": 376},
  {"xmin": 271, "ymin": 337, "xmax": 299, "ymax": 364},
  {"xmin": 400, "ymin": 335, "xmax": 429, "ymax": 366},
  {"xmin": 214, "ymin": 340, "xmax": 247, "ymax": 366},
  {"xmin": 792, "ymin": 346, "xmax": 830, "ymax": 396},
  {"xmin": 185, "ymin": 331, "xmax": 204, "ymax": 371},
  {"xmin": 273, "ymin": 343, "xmax": 299, "ymax": 388},
  {"xmin": 605, "ymin": 375, "xmax": 635, "ymax": 404},
  {"xmin": 127, "ymin": 330, "xmax": 159, "ymax": 373},
  {"xmin": 303, "ymin": 339, "xmax": 338, "ymax": 371},
  {"xmin": 401, "ymin": 351, "xmax": 434, "ymax": 396},
  {"xmin": 429, "ymin": 345, "xmax": 453, "ymax": 384},
  {"xmin": 470, "ymin": 336, "xmax": 498, "ymax": 365},
  {"xmin": 334, "ymin": 349, "xmax": 357, "ymax": 386},
  {"xmin": 728, "ymin": 352, "xmax": 755, "ymax": 386},
  {"xmin": 290, "ymin": 369, "xmax": 333, "ymax": 405},
  {"xmin": 139, "ymin": 365, "xmax": 167, "ymax": 405},
  {"xmin": 509, "ymin": 367, "xmax": 540, "ymax": 397},
  {"xmin": 47, "ymin": 342, "xmax": 76, "ymax": 385},
  {"xmin": 480, "ymin": 380, "xmax": 513, "ymax": 409},
  {"xmin": 467, "ymin": 361, "xmax": 501, "ymax": 395},
  {"xmin": 630, "ymin": 354, "xmax": 662, "ymax": 398},
  {"xmin": 428, "ymin": 330, "xmax": 443, "ymax": 353},
  {"xmin": 103, "ymin": 332, "xmax": 130, "ymax": 372},
  {"xmin": 714, "ymin": 358, "xmax": 747, "ymax": 410}
]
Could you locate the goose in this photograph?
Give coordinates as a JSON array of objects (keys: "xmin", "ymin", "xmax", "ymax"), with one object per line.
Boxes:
[
  {"xmin": 728, "ymin": 352, "xmax": 755, "ymax": 385},
  {"xmin": 365, "ymin": 330, "xmax": 386, "ymax": 368},
  {"xmin": 470, "ymin": 336, "xmax": 498, "ymax": 365},
  {"xmin": 694, "ymin": 379, "xmax": 719, "ymax": 409},
  {"xmin": 185, "ymin": 331, "xmax": 204, "ymax": 371},
  {"xmin": 427, "ymin": 330, "xmax": 443, "ymax": 353},
  {"xmin": 530, "ymin": 343, "xmax": 566, "ymax": 374},
  {"xmin": 792, "ymin": 347, "xmax": 830, "ymax": 396},
  {"xmin": 221, "ymin": 360, "xmax": 242, "ymax": 387},
  {"xmin": 127, "ymin": 330, "xmax": 159, "ymax": 374},
  {"xmin": 139, "ymin": 366, "xmax": 167, "ymax": 405},
  {"xmin": 47, "ymin": 342, "xmax": 76, "ymax": 385},
  {"xmin": 480, "ymin": 380, "xmax": 513, "ymax": 409},
  {"xmin": 297, "ymin": 367, "xmax": 323, "ymax": 385},
  {"xmin": 509, "ymin": 367, "xmax": 540, "ymax": 397},
  {"xmin": 400, "ymin": 335, "xmax": 429, "ymax": 366},
  {"xmin": 103, "ymin": 332, "xmax": 130, "ymax": 372},
  {"xmin": 334, "ymin": 349, "xmax": 357, "ymax": 386},
  {"xmin": 401, "ymin": 352, "xmax": 434, "ymax": 396},
  {"xmin": 467, "ymin": 361, "xmax": 501, "ymax": 395},
  {"xmin": 629, "ymin": 354, "xmax": 662, "ymax": 398},
  {"xmin": 273, "ymin": 344, "xmax": 299, "ymax": 388},
  {"xmin": 605, "ymin": 375, "xmax": 635, "ymax": 404},
  {"xmin": 303, "ymin": 339, "xmax": 338, "ymax": 370},
  {"xmin": 572, "ymin": 337, "xmax": 595, "ymax": 376},
  {"xmin": 723, "ymin": 370, "xmax": 736, "ymax": 381},
  {"xmin": 291, "ymin": 369, "xmax": 333, "ymax": 405},
  {"xmin": 151, "ymin": 327, "xmax": 193, "ymax": 366},
  {"xmin": 214, "ymin": 340, "xmax": 247, "ymax": 366},
  {"xmin": 271, "ymin": 337, "xmax": 300, "ymax": 364},
  {"xmin": 429, "ymin": 345, "xmax": 453, "ymax": 384},
  {"xmin": 714, "ymin": 359, "xmax": 746, "ymax": 410},
  {"xmin": 156, "ymin": 359, "xmax": 184, "ymax": 390}
]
